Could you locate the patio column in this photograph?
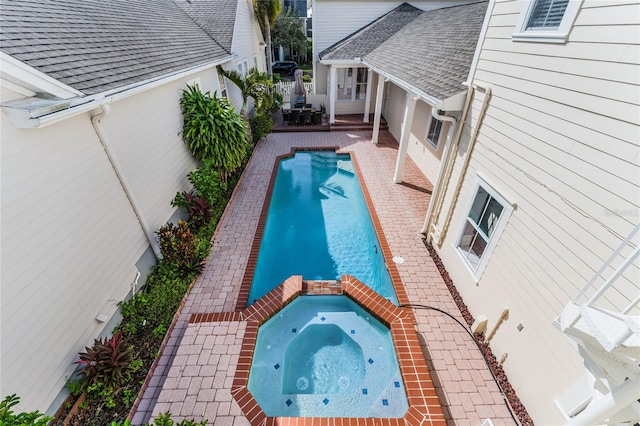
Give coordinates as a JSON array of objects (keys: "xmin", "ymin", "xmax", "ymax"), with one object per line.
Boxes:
[
  {"xmin": 393, "ymin": 94, "xmax": 418, "ymax": 183},
  {"xmin": 363, "ymin": 68, "xmax": 373, "ymax": 123},
  {"xmin": 329, "ymin": 66, "xmax": 337, "ymax": 124},
  {"xmin": 371, "ymin": 74, "xmax": 386, "ymax": 144}
]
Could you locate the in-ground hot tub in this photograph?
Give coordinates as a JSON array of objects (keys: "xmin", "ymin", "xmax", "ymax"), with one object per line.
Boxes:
[{"xmin": 247, "ymin": 295, "xmax": 408, "ymax": 417}]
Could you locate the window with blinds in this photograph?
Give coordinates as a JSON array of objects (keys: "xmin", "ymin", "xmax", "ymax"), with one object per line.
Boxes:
[
  {"xmin": 512, "ymin": 0, "xmax": 580, "ymax": 43},
  {"xmin": 526, "ymin": 0, "xmax": 569, "ymax": 30}
]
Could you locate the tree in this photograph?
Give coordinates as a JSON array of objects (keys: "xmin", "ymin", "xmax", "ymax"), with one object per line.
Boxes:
[
  {"xmin": 180, "ymin": 85, "xmax": 247, "ymax": 182},
  {"xmin": 216, "ymin": 66, "xmax": 273, "ymax": 144},
  {"xmin": 253, "ymin": 0, "xmax": 282, "ymax": 76},
  {"xmin": 272, "ymin": 7, "xmax": 307, "ymax": 61}
]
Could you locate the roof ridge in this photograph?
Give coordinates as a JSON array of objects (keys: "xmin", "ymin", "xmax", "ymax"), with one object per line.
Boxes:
[
  {"xmin": 319, "ymin": 2, "xmax": 422, "ymax": 60},
  {"xmin": 170, "ymin": 0, "xmax": 233, "ymax": 56}
]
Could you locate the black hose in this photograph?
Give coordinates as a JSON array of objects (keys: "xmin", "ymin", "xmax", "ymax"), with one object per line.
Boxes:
[{"xmin": 399, "ymin": 303, "xmax": 520, "ymax": 425}]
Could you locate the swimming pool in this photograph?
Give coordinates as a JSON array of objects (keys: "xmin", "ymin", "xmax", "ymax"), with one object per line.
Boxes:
[
  {"xmin": 247, "ymin": 295, "xmax": 408, "ymax": 417},
  {"xmin": 247, "ymin": 151, "xmax": 397, "ymax": 305}
]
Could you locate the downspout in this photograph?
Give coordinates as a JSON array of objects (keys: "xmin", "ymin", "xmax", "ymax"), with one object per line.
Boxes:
[
  {"xmin": 423, "ymin": 85, "xmax": 475, "ymax": 240},
  {"xmin": 435, "ymin": 83, "xmax": 492, "ymax": 247},
  {"xmin": 420, "ymin": 107, "xmax": 457, "ymax": 233},
  {"xmin": 90, "ymin": 105, "xmax": 161, "ymax": 258}
]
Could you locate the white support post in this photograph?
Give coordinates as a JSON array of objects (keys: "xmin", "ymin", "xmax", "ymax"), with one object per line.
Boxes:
[
  {"xmin": 363, "ymin": 68, "xmax": 373, "ymax": 123},
  {"xmin": 393, "ymin": 94, "xmax": 418, "ymax": 183},
  {"xmin": 329, "ymin": 66, "xmax": 337, "ymax": 124},
  {"xmin": 371, "ymin": 74, "xmax": 386, "ymax": 144}
]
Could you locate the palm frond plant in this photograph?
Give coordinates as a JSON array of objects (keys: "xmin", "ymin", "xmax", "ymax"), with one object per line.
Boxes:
[
  {"xmin": 180, "ymin": 85, "xmax": 247, "ymax": 182},
  {"xmin": 216, "ymin": 67, "xmax": 273, "ymax": 145}
]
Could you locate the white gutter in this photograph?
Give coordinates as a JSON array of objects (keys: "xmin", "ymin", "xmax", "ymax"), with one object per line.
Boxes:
[
  {"xmin": 362, "ymin": 61, "xmax": 442, "ymax": 108},
  {"xmin": 4, "ymin": 55, "xmax": 235, "ymax": 129},
  {"xmin": 90, "ymin": 105, "xmax": 161, "ymax": 258}
]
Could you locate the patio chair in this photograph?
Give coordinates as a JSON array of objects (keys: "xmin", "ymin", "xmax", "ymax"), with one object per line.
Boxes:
[
  {"xmin": 290, "ymin": 109, "xmax": 301, "ymax": 125},
  {"xmin": 282, "ymin": 108, "xmax": 290, "ymax": 125},
  {"xmin": 303, "ymin": 109, "xmax": 312, "ymax": 126}
]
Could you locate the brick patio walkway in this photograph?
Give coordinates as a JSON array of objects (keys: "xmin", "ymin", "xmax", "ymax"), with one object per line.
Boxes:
[{"xmin": 131, "ymin": 130, "xmax": 517, "ymax": 425}]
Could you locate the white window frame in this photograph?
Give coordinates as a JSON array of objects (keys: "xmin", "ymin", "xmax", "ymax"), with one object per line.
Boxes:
[
  {"xmin": 217, "ymin": 73, "xmax": 227, "ymax": 99},
  {"xmin": 454, "ymin": 174, "xmax": 514, "ymax": 281},
  {"xmin": 425, "ymin": 115, "xmax": 443, "ymax": 149},
  {"xmin": 243, "ymin": 60, "xmax": 249, "ymax": 77},
  {"xmin": 512, "ymin": 0, "xmax": 583, "ymax": 44},
  {"xmin": 336, "ymin": 67, "xmax": 367, "ymax": 102},
  {"xmin": 253, "ymin": 55, "xmax": 259, "ymax": 71},
  {"xmin": 237, "ymin": 63, "xmax": 244, "ymax": 77}
]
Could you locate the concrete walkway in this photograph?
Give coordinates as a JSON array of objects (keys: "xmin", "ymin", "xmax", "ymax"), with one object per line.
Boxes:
[{"xmin": 131, "ymin": 130, "xmax": 517, "ymax": 425}]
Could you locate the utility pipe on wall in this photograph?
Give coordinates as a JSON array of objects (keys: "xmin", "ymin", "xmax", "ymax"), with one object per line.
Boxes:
[
  {"xmin": 91, "ymin": 105, "xmax": 161, "ymax": 258},
  {"xmin": 420, "ymin": 107, "xmax": 457, "ymax": 233},
  {"xmin": 432, "ymin": 83, "xmax": 492, "ymax": 247},
  {"xmin": 423, "ymin": 85, "xmax": 475, "ymax": 239}
]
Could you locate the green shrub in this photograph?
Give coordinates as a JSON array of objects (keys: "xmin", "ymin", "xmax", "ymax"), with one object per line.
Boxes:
[
  {"xmin": 0, "ymin": 395, "xmax": 52, "ymax": 426},
  {"xmin": 156, "ymin": 221, "xmax": 204, "ymax": 275},
  {"xmin": 180, "ymin": 86, "xmax": 247, "ymax": 182},
  {"xmin": 75, "ymin": 332, "xmax": 136, "ymax": 392},
  {"xmin": 118, "ymin": 261, "xmax": 191, "ymax": 336},
  {"xmin": 184, "ymin": 160, "xmax": 227, "ymax": 212},
  {"xmin": 250, "ymin": 113, "xmax": 274, "ymax": 144},
  {"xmin": 171, "ymin": 191, "xmax": 212, "ymax": 232}
]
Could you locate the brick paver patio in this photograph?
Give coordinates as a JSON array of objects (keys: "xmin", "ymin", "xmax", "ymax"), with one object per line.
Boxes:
[{"xmin": 131, "ymin": 130, "xmax": 517, "ymax": 425}]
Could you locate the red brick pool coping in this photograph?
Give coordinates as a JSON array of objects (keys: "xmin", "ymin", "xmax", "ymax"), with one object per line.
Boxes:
[
  {"xmin": 188, "ymin": 148, "xmax": 444, "ymax": 425},
  {"xmin": 189, "ymin": 276, "xmax": 445, "ymax": 426},
  {"xmin": 235, "ymin": 147, "xmax": 410, "ymax": 311}
]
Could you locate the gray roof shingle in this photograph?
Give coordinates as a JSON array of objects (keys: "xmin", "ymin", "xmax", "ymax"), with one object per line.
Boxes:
[
  {"xmin": 319, "ymin": 1, "xmax": 488, "ymax": 101},
  {"xmin": 319, "ymin": 3, "xmax": 423, "ymax": 61},
  {"xmin": 0, "ymin": 0, "xmax": 233, "ymax": 96},
  {"xmin": 172, "ymin": 0, "xmax": 237, "ymax": 53}
]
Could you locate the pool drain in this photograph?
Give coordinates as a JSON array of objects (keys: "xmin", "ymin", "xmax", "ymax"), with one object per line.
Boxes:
[
  {"xmin": 338, "ymin": 376, "xmax": 350, "ymax": 389},
  {"xmin": 296, "ymin": 376, "xmax": 309, "ymax": 390}
]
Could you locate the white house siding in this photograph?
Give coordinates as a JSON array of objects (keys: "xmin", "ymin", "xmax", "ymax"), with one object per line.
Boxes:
[
  {"xmin": 100, "ymin": 74, "xmax": 205, "ymax": 231},
  {"xmin": 0, "ymin": 87, "xmax": 150, "ymax": 412},
  {"xmin": 407, "ymin": 100, "xmax": 447, "ymax": 184},
  {"xmin": 431, "ymin": 0, "xmax": 640, "ymax": 423},
  {"xmin": 225, "ymin": 0, "xmax": 267, "ymax": 113}
]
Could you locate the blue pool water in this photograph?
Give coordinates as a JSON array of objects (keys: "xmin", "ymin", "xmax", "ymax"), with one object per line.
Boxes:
[
  {"xmin": 248, "ymin": 296, "xmax": 408, "ymax": 417},
  {"xmin": 248, "ymin": 151, "xmax": 397, "ymax": 305}
]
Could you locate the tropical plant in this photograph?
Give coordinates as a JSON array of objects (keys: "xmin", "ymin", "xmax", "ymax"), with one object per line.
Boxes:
[
  {"xmin": 272, "ymin": 6, "xmax": 307, "ymax": 60},
  {"xmin": 0, "ymin": 394, "xmax": 52, "ymax": 425},
  {"xmin": 172, "ymin": 191, "xmax": 212, "ymax": 232},
  {"xmin": 250, "ymin": 113, "xmax": 274, "ymax": 144},
  {"xmin": 180, "ymin": 85, "xmax": 247, "ymax": 182},
  {"xmin": 118, "ymin": 261, "xmax": 192, "ymax": 336},
  {"xmin": 156, "ymin": 221, "xmax": 205, "ymax": 275},
  {"xmin": 216, "ymin": 66, "xmax": 273, "ymax": 145},
  {"xmin": 185, "ymin": 159, "xmax": 228, "ymax": 209},
  {"xmin": 75, "ymin": 332, "xmax": 136, "ymax": 392},
  {"xmin": 253, "ymin": 0, "xmax": 282, "ymax": 76}
]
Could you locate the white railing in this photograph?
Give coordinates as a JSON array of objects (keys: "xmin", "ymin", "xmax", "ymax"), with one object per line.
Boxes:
[
  {"xmin": 574, "ymin": 223, "xmax": 640, "ymax": 314},
  {"xmin": 274, "ymin": 81, "xmax": 313, "ymax": 103}
]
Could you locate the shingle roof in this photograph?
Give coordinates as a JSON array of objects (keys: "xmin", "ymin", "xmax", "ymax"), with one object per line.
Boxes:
[
  {"xmin": 365, "ymin": 2, "xmax": 488, "ymax": 100},
  {"xmin": 319, "ymin": 1, "xmax": 488, "ymax": 101},
  {"xmin": 319, "ymin": 3, "xmax": 423, "ymax": 61},
  {"xmin": 172, "ymin": 0, "xmax": 237, "ymax": 53},
  {"xmin": 0, "ymin": 0, "xmax": 232, "ymax": 96}
]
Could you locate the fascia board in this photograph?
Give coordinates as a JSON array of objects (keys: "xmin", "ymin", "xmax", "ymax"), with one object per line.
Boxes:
[{"xmin": 0, "ymin": 52, "xmax": 84, "ymax": 99}]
